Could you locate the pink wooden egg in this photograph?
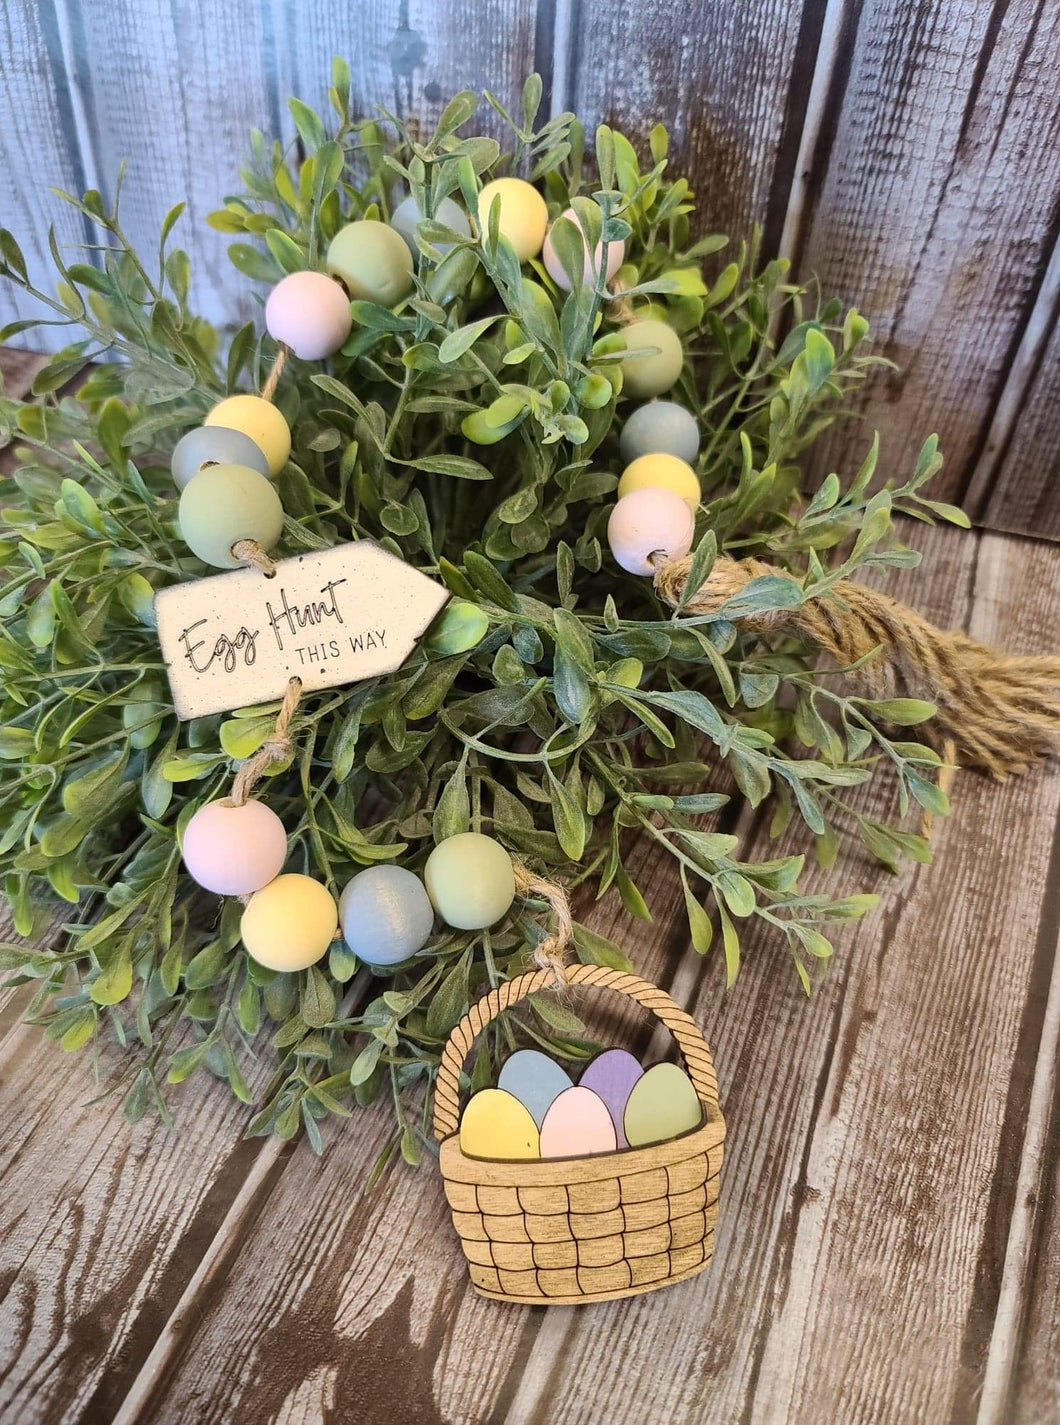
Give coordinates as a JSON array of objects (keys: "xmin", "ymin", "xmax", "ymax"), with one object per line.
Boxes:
[
  {"xmin": 182, "ymin": 798, "xmax": 287, "ymax": 897},
  {"xmin": 607, "ymin": 486, "xmax": 695, "ymax": 576},
  {"xmin": 579, "ymin": 1048, "xmax": 644, "ymax": 1148},
  {"xmin": 542, "ymin": 206, "xmax": 625, "ymax": 291},
  {"xmin": 265, "ymin": 271, "xmax": 352, "ymax": 360},
  {"xmin": 539, "ymin": 1086, "xmax": 617, "ymax": 1158}
]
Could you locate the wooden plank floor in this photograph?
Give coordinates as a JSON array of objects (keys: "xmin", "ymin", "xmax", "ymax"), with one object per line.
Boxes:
[{"xmin": 1, "ymin": 352, "xmax": 1058, "ymax": 1424}]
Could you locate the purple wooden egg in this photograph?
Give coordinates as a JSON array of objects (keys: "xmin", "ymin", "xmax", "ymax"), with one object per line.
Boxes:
[
  {"xmin": 265, "ymin": 271, "xmax": 352, "ymax": 360},
  {"xmin": 182, "ymin": 799, "xmax": 287, "ymax": 897},
  {"xmin": 579, "ymin": 1049, "xmax": 644, "ymax": 1148}
]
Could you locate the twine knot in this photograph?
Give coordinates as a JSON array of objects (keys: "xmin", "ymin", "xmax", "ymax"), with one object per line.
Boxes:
[
  {"xmin": 231, "ymin": 538, "xmax": 277, "ymax": 577},
  {"xmin": 230, "ymin": 677, "xmax": 303, "ymax": 806},
  {"xmin": 512, "ymin": 862, "xmax": 573, "ymax": 992}
]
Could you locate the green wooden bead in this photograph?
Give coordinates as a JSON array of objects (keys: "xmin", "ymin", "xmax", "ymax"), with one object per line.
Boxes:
[
  {"xmin": 326, "ymin": 220, "xmax": 414, "ymax": 306},
  {"xmin": 178, "ymin": 463, "xmax": 284, "ymax": 570},
  {"xmin": 619, "ymin": 318, "xmax": 685, "ymax": 398},
  {"xmin": 424, "ymin": 832, "xmax": 515, "ymax": 930}
]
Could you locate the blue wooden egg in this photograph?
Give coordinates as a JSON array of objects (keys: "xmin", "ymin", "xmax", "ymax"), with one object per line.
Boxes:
[{"xmin": 497, "ymin": 1049, "xmax": 573, "ymax": 1128}]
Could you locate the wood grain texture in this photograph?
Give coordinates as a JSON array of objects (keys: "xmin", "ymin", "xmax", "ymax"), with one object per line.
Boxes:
[
  {"xmin": 565, "ymin": 0, "xmax": 819, "ymax": 244},
  {"xmin": 790, "ymin": 0, "xmax": 1060, "ymax": 511},
  {"xmin": 0, "ymin": 3, "xmax": 94, "ymax": 350},
  {"xmin": 501, "ymin": 527, "xmax": 1060, "ymax": 1425},
  {"xmin": 67, "ymin": 0, "xmax": 275, "ymax": 337},
  {"xmin": 976, "ymin": 270, "xmax": 1060, "ymax": 541},
  {"xmin": 273, "ymin": 0, "xmax": 542, "ymax": 147}
]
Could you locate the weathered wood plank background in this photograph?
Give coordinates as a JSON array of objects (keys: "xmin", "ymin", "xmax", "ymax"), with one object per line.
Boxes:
[{"xmin": 0, "ymin": 0, "xmax": 1058, "ymax": 534}]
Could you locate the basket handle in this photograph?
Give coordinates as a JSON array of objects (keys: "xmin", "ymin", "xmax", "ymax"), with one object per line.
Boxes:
[{"xmin": 432, "ymin": 963, "xmax": 719, "ymax": 1140}]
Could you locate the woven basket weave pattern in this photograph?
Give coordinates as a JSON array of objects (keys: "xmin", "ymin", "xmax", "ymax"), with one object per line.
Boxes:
[{"xmin": 435, "ymin": 965, "xmax": 725, "ymax": 1305}]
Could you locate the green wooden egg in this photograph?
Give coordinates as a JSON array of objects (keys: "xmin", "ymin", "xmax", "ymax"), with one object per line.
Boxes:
[
  {"xmin": 623, "ymin": 1062, "xmax": 703, "ymax": 1146},
  {"xmin": 178, "ymin": 463, "xmax": 284, "ymax": 570},
  {"xmin": 326, "ymin": 220, "xmax": 414, "ymax": 306}
]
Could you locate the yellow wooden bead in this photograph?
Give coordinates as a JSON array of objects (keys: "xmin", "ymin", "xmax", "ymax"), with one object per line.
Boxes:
[
  {"xmin": 477, "ymin": 178, "xmax": 548, "ymax": 262},
  {"xmin": 205, "ymin": 395, "xmax": 291, "ymax": 477},
  {"xmin": 618, "ymin": 452, "xmax": 701, "ymax": 510},
  {"xmin": 241, "ymin": 873, "xmax": 338, "ymax": 972}
]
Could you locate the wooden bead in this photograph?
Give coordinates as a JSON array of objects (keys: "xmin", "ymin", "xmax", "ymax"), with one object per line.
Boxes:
[
  {"xmin": 326, "ymin": 220, "xmax": 414, "ymax": 306},
  {"xmin": 390, "ymin": 194, "xmax": 470, "ymax": 256},
  {"xmin": 241, "ymin": 873, "xmax": 338, "ymax": 972},
  {"xmin": 476, "ymin": 178, "xmax": 548, "ymax": 262},
  {"xmin": 205, "ymin": 395, "xmax": 291, "ymax": 477},
  {"xmin": 339, "ymin": 864, "xmax": 434, "ymax": 967},
  {"xmin": 607, "ymin": 487, "xmax": 694, "ymax": 576},
  {"xmin": 171, "ymin": 425, "xmax": 269, "ymax": 491},
  {"xmin": 178, "ymin": 463, "xmax": 284, "ymax": 570},
  {"xmin": 619, "ymin": 318, "xmax": 684, "ymax": 398},
  {"xmin": 619, "ymin": 400, "xmax": 700, "ymax": 464},
  {"xmin": 424, "ymin": 832, "xmax": 516, "ymax": 930},
  {"xmin": 542, "ymin": 206, "xmax": 625, "ymax": 291},
  {"xmin": 182, "ymin": 798, "xmax": 286, "ymax": 896},
  {"xmin": 618, "ymin": 452, "xmax": 701, "ymax": 510},
  {"xmin": 265, "ymin": 271, "xmax": 352, "ymax": 359}
]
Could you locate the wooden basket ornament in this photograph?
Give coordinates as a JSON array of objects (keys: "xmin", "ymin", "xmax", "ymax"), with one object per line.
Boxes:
[{"xmin": 434, "ymin": 964, "xmax": 726, "ymax": 1305}]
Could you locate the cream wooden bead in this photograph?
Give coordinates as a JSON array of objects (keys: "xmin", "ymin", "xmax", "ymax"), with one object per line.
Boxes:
[
  {"xmin": 326, "ymin": 220, "xmax": 414, "ymax": 306},
  {"xmin": 424, "ymin": 832, "xmax": 516, "ymax": 930},
  {"xmin": 619, "ymin": 318, "xmax": 684, "ymax": 398},
  {"xmin": 205, "ymin": 395, "xmax": 291, "ymax": 477},
  {"xmin": 477, "ymin": 178, "xmax": 548, "ymax": 262},
  {"xmin": 241, "ymin": 874, "xmax": 338, "ymax": 972},
  {"xmin": 618, "ymin": 452, "xmax": 701, "ymax": 510},
  {"xmin": 607, "ymin": 486, "xmax": 695, "ymax": 576}
]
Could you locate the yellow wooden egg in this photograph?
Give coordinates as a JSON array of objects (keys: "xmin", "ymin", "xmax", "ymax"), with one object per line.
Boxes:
[
  {"xmin": 477, "ymin": 178, "xmax": 548, "ymax": 261},
  {"xmin": 618, "ymin": 452, "xmax": 701, "ymax": 510},
  {"xmin": 241, "ymin": 873, "xmax": 338, "ymax": 972},
  {"xmin": 459, "ymin": 1088, "xmax": 540, "ymax": 1159},
  {"xmin": 623, "ymin": 1062, "xmax": 703, "ymax": 1147},
  {"xmin": 205, "ymin": 395, "xmax": 291, "ymax": 477}
]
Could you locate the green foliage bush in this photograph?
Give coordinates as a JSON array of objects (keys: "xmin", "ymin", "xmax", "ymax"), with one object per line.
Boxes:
[{"xmin": 0, "ymin": 67, "xmax": 960, "ymax": 1156}]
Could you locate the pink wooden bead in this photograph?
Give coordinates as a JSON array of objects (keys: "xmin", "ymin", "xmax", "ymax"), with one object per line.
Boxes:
[
  {"xmin": 182, "ymin": 799, "xmax": 287, "ymax": 897},
  {"xmin": 607, "ymin": 486, "xmax": 695, "ymax": 576},
  {"xmin": 542, "ymin": 207, "xmax": 625, "ymax": 291},
  {"xmin": 264, "ymin": 271, "xmax": 352, "ymax": 360}
]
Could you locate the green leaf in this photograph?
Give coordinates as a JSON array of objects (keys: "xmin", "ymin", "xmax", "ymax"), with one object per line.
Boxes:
[
  {"xmin": 302, "ymin": 964, "xmax": 337, "ymax": 1028},
  {"xmin": 91, "ymin": 947, "xmax": 133, "ymax": 1006}
]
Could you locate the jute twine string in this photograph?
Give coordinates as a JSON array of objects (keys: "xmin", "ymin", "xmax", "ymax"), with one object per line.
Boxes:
[
  {"xmin": 652, "ymin": 552, "xmax": 1060, "ymax": 781},
  {"xmin": 230, "ymin": 676, "xmax": 303, "ymax": 807},
  {"xmin": 512, "ymin": 862, "xmax": 573, "ymax": 992},
  {"xmin": 260, "ymin": 345, "xmax": 288, "ymax": 402}
]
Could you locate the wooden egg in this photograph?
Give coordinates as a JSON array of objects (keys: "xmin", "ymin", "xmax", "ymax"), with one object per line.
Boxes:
[
  {"xmin": 178, "ymin": 463, "xmax": 284, "ymax": 570},
  {"xmin": 171, "ymin": 425, "xmax": 270, "ymax": 491},
  {"xmin": 579, "ymin": 1048, "xmax": 644, "ymax": 1149},
  {"xmin": 542, "ymin": 205, "xmax": 625, "ymax": 291},
  {"xmin": 205, "ymin": 394, "xmax": 291, "ymax": 477},
  {"xmin": 618, "ymin": 452, "xmax": 701, "ymax": 510},
  {"xmin": 390, "ymin": 193, "xmax": 470, "ymax": 256},
  {"xmin": 338, "ymin": 864, "xmax": 434, "ymax": 967},
  {"xmin": 459, "ymin": 1088, "xmax": 540, "ymax": 1159},
  {"xmin": 476, "ymin": 177, "xmax": 548, "ymax": 261},
  {"xmin": 539, "ymin": 1086, "xmax": 617, "ymax": 1158},
  {"xmin": 498, "ymin": 1049, "xmax": 573, "ymax": 1128},
  {"xmin": 424, "ymin": 832, "xmax": 515, "ymax": 930},
  {"xmin": 619, "ymin": 318, "xmax": 684, "ymax": 398},
  {"xmin": 182, "ymin": 798, "xmax": 286, "ymax": 897},
  {"xmin": 607, "ymin": 486, "xmax": 694, "ymax": 576},
  {"xmin": 265, "ymin": 270, "xmax": 352, "ymax": 359},
  {"xmin": 623, "ymin": 1062, "xmax": 703, "ymax": 1147},
  {"xmin": 326, "ymin": 220, "xmax": 414, "ymax": 306},
  {"xmin": 240, "ymin": 873, "xmax": 338, "ymax": 972},
  {"xmin": 619, "ymin": 400, "xmax": 700, "ymax": 465}
]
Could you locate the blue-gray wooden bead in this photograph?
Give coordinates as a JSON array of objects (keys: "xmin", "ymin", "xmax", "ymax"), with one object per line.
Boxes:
[
  {"xmin": 171, "ymin": 425, "xmax": 270, "ymax": 490},
  {"xmin": 339, "ymin": 864, "xmax": 434, "ymax": 967},
  {"xmin": 619, "ymin": 400, "xmax": 700, "ymax": 465}
]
